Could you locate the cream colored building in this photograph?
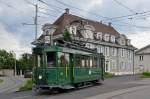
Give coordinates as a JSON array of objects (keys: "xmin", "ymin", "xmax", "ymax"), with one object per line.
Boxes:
[
  {"xmin": 135, "ymin": 44, "xmax": 150, "ymax": 73},
  {"xmin": 34, "ymin": 9, "xmax": 136, "ymax": 75}
]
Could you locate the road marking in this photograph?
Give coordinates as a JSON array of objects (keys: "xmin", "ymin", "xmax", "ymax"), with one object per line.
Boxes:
[{"xmin": 12, "ymin": 95, "xmax": 31, "ymax": 99}]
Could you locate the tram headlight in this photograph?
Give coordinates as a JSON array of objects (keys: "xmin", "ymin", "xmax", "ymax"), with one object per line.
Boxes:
[{"xmin": 39, "ymin": 75, "xmax": 42, "ymax": 80}]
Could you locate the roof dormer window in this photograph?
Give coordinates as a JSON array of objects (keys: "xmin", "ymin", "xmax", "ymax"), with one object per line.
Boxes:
[
  {"xmin": 126, "ymin": 39, "xmax": 131, "ymax": 46},
  {"xmin": 69, "ymin": 25, "xmax": 77, "ymax": 35},
  {"xmin": 104, "ymin": 34, "xmax": 110, "ymax": 42},
  {"xmin": 110, "ymin": 35, "xmax": 116, "ymax": 43},
  {"xmin": 95, "ymin": 32, "xmax": 103, "ymax": 40}
]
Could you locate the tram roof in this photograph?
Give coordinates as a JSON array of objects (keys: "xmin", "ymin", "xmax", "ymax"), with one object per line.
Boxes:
[{"xmin": 33, "ymin": 45, "xmax": 101, "ymax": 56}]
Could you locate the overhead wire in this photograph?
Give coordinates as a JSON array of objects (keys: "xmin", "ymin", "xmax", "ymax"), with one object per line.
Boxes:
[
  {"xmin": 39, "ymin": 0, "xmax": 110, "ymax": 19},
  {"xmin": 39, "ymin": 11, "xmax": 58, "ymax": 17},
  {"xmin": 2, "ymin": 0, "xmax": 149, "ymax": 30},
  {"xmin": 113, "ymin": 0, "xmax": 136, "ymax": 14},
  {"xmin": 112, "ymin": 0, "xmax": 147, "ymax": 20}
]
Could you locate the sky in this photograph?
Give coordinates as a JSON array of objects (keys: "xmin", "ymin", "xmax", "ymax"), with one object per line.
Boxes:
[{"xmin": 0, "ymin": 0, "xmax": 150, "ymax": 58}]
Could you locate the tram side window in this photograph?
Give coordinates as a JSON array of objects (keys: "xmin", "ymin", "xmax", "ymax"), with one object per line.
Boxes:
[
  {"xmin": 75, "ymin": 55, "xmax": 81, "ymax": 67},
  {"xmin": 47, "ymin": 52, "xmax": 55, "ymax": 67},
  {"xmin": 86, "ymin": 56, "xmax": 90, "ymax": 67},
  {"xmin": 81, "ymin": 56, "xmax": 85, "ymax": 67},
  {"xmin": 93, "ymin": 57, "xmax": 98, "ymax": 67},
  {"xmin": 65, "ymin": 53, "xmax": 69, "ymax": 67},
  {"xmin": 90, "ymin": 57, "xmax": 93, "ymax": 67},
  {"xmin": 58, "ymin": 52, "xmax": 69, "ymax": 67}
]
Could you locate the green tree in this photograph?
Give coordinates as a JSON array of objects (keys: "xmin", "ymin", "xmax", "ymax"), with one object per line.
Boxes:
[
  {"xmin": 0, "ymin": 49, "xmax": 15, "ymax": 69},
  {"xmin": 63, "ymin": 29, "xmax": 71, "ymax": 41},
  {"xmin": 18, "ymin": 53, "xmax": 34, "ymax": 71}
]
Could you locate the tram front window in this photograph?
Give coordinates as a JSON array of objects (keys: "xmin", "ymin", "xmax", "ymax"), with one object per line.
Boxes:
[{"xmin": 47, "ymin": 52, "xmax": 56, "ymax": 67}]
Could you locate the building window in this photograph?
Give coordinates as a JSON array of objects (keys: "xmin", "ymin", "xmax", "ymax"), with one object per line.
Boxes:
[
  {"xmin": 69, "ymin": 26, "xmax": 77, "ymax": 35},
  {"xmin": 105, "ymin": 47, "xmax": 110, "ymax": 56},
  {"xmin": 127, "ymin": 39, "xmax": 131, "ymax": 45},
  {"xmin": 111, "ymin": 60, "xmax": 116, "ymax": 70},
  {"xmin": 104, "ymin": 34, "xmax": 110, "ymax": 42},
  {"xmin": 96, "ymin": 32, "xmax": 103, "ymax": 40},
  {"xmin": 127, "ymin": 50, "xmax": 129, "ymax": 58},
  {"xmin": 110, "ymin": 35, "xmax": 116, "ymax": 43},
  {"xmin": 120, "ymin": 62, "xmax": 126, "ymax": 70},
  {"xmin": 111, "ymin": 47, "xmax": 117, "ymax": 56},
  {"xmin": 100, "ymin": 46, "xmax": 104, "ymax": 54},
  {"xmin": 127, "ymin": 62, "xmax": 131, "ymax": 70},
  {"xmin": 121, "ymin": 39, "xmax": 125, "ymax": 45},
  {"xmin": 139, "ymin": 56, "xmax": 144, "ymax": 61},
  {"xmin": 120, "ymin": 49, "xmax": 125, "ymax": 57},
  {"xmin": 85, "ymin": 29, "xmax": 93, "ymax": 39}
]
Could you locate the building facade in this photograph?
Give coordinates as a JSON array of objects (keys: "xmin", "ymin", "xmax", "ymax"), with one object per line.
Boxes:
[
  {"xmin": 35, "ymin": 9, "xmax": 136, "ymax": 75},
  {"xmin": 135, "ymin": 45, "xmax": 150, "ymax": 73}
]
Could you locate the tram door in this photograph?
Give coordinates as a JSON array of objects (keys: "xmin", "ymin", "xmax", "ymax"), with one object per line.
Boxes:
[
  {"xmin": 69, "ymin": 54, "xmax": 74, "ymax": 84},
  {"xmin": 57, "ymin": 52, "xmax": 72, "ymax": 85}
]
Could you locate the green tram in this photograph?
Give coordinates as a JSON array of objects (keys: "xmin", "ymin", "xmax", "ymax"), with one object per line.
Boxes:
[{"xmin": 32, "ymin": 44, "xmax": 105, "ymax": 92}]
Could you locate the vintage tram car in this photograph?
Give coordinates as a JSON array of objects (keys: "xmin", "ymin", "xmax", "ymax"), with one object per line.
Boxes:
[{"xmin": 32, "ymin": 42, "xmax": 105, "ymax": 92}]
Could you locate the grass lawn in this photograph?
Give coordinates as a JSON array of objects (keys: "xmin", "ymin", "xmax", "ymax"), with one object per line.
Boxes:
[
  {"xmin": 141, "ymin": 72, "xmax": 150, "ymax": 78},
  {"xmin": 19, "ymin": 79, "xmax": 32, "ymax": 91},
  {"xmin": 0, "ymin": 79, "xmax": 3, "ymax": 84}
]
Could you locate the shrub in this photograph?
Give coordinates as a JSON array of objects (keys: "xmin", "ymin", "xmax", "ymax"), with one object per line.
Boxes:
[
  {"xmin": 104, "ymin": 72, "xmax": 114, "ymax": 78},
  {"xmin": 141, "ymin": 72, "xmax": 150, "ymax": 78},
  {"xmin": 19, "ymin": 79, "xmax": 32, "ymax": 91}
]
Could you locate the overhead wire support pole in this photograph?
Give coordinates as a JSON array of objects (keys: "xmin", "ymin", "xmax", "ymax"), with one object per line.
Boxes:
[
  {"xmin": 35, "ymin": 4, "xmax": 38, "ymax": 40},
  {"xmin": 22, "ymin": 2, "xmax": 38, "ymax": 40}
]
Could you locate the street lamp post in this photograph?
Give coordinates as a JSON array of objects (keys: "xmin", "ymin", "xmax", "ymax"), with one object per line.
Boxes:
[
  {"xmin": 12, "ymin": 51, "xmax": 16, "ymax": 76},
  {"xmin": 105, "ymin": 60, "xmax": 109, "ymax": 72}
]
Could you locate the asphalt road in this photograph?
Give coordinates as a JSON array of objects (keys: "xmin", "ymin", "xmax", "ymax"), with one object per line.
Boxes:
[
  {"xmin": 110, "ymin": 86, "xmax": 150, "ymax": 99},
  {"xmin": 1, "ymin": 75, "xmax": 149, "ymax": 99},
  {"xmin": 0, "ymin": 76, "xmax": 25, "ymax": 93}
]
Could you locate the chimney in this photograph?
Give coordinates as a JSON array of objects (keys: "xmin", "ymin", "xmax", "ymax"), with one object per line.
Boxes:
[
  {"xmin": 108, "ymin": 22, "xmax": 112, "ymax": 26},
  {"xmin": 65, "ymin": 8, "xmax": 69, "ymax": 14},
  {"xmin": 100, "ymin": 20, "xmax": 102, "ymax": 24}
]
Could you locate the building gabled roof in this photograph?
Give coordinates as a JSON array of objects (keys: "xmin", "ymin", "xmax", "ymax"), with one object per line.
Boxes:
[
  {"xmin": 135, "ymin": 44, "xmax": 150, "ymax": 54},
  {"xmin": 53, "ymin": 13, "xmax": 120, "ymax": 37},
  {"xmin": 33, "ymin": 11, "xmax": 136, "ymax": 50}
]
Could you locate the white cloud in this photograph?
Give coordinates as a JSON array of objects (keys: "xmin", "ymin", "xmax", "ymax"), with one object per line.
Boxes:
[
  {"xmin": 0, "ymin": 23, "xmax": 31, "ymax": 59},
  {"xmin": 80, "ymin": 0, "xmax": 103, "ymax": 16},
  {"xmin": 127, "ymin": 31, "xmax": 150, "ymax": 49},
  {"xmin": 88, "ymin": 0, "xmax": 102, "ymax": 7},
  {"xmin": 1, "ymin": 0, "xmax": 150, "ymax": 55}
]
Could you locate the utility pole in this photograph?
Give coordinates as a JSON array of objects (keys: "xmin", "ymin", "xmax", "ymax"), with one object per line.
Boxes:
[
  {"xmin": 12, "ymin": 51, "xmax": 16, "ymax": 76},
  {"xmin": 22, "ymin": 4, "xmax": 38, "ymax": 40},
  {"xmin": 35, "ymin": 4, "xmax": 38, "ymax": 40}
]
